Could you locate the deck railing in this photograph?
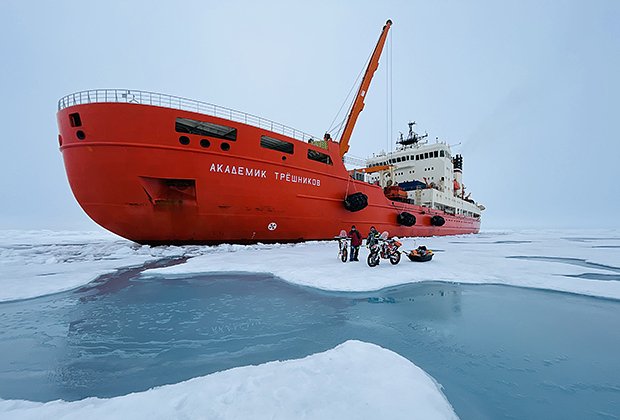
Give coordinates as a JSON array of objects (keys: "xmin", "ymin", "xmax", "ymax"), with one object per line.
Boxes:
[{"xmin": 58, "ymin": 89, "xmax": 320, "ymax": 143}]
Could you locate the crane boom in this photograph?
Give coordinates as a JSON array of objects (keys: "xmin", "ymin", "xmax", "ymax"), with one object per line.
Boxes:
[{"xmin": 338, "ymin": 19, "xmax": 392, "ymax": 158}]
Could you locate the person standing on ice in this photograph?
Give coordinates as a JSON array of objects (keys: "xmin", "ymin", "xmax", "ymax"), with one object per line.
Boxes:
[
  {"xmin": 366, "ymin": 226, "xmax": 380, "ymax": 247},
  {"xmin": 347, "ymin": 225, "xmax": 362, "ymax": 261}
]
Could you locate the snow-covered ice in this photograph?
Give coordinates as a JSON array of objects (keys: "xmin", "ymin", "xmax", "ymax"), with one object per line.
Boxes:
[
  {"xmin": 0, "ymin": 340, "xmax": 457, "ymax": 420},
  {"xmin": 1, "ymin": 228, "xmax": 619, "ymax": 419},
  {"xmin": 142, "ymin": 229, "xmax": 620, "ymax": 300},
  {"xmin": 4, "ymin": 229, "xmax": 618, "ymax": 302},
  {"xmin": 0, "ymin": 230, "xmax": 196, "ymax": 302}
]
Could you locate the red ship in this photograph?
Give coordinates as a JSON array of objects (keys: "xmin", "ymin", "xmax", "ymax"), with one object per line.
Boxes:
[{"xmin": 56, "ymin": 20, "xmax": 483, "ymax": 245}]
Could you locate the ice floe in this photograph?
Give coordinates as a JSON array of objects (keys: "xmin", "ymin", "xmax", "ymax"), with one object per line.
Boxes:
[
  {"xmin": 1, "ymin": 228, "xmax": 618, "ymax": 419},
  {"xmin": 0, "ymin": 340, "xmax": 457, "ymax": 420}
]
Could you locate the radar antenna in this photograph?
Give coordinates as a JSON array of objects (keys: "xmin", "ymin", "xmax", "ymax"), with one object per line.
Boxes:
[{"xmin": 397, "ymin": 121, "xmax": 428, "ymax": 146}]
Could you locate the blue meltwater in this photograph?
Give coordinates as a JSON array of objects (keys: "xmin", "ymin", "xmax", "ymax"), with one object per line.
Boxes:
[{"xmin": 0, "ymin": 272, "xmax": 618, "ymax": 420}]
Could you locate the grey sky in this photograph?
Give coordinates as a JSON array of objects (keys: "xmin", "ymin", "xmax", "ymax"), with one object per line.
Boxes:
[{"xmin": 1, "ymin": 0, "xmax": 618, "ymax": 230}]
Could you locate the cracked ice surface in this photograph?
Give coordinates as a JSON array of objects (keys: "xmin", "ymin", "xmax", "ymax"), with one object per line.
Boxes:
[
  {"xmin": 1, "ymin": 228, "xmax": 618, "ymax": 419},
  {"xmin": 143, "ymin": 229, "xmax": 620, "ymax": 300}
]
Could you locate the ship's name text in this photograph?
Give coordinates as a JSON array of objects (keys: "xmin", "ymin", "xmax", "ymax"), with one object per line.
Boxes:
[
  {"xmin": 274, "ymin": 171, "xmax": 320, "ymax": 186},
  {"xmin": 210, "ymin": 163, "xmax": 267, "ymax": 178},
  {"xmin": 209, "ymin": 163, "xmax": 320, "ymax": 187}
]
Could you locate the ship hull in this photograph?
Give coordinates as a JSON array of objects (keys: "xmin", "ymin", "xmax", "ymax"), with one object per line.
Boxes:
[{"xmin": 57, "ymin": 102, "xmax": 480, "ymax": 244}]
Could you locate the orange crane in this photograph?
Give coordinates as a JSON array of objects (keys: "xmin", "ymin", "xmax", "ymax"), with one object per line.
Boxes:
[{"xmin": 338, "ymin": 19, "xmax": 392, "ymax": 158}]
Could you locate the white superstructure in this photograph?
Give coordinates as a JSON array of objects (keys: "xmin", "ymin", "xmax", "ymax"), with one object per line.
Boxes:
[{"xmin": 364, "ymin": 123, "xmax": 484, "ymax": 219}]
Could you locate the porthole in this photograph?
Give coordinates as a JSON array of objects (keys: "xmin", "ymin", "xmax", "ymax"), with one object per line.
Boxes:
[
  {"xmin": 179, "ymin": 136, "xmax": 190, "ymax": 145},
  {"xmin": 221, "ymin": 142, "xmax": 230, "ymax": 151},
  {"xmin": 200, "ymin": 139, "xmax": 210, "ymax": 148},
  {"xmin": 282, "ymin": 156, "xmax": 287, "ymax": 161},
  {"xmin": 76, "ymin": 130, "xmax": 86, "ymax": 140}
]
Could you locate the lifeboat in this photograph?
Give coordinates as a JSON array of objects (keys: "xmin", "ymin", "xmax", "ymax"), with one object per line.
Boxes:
[{"xmin": 384, "ymin": 185, "xmax": 408, "ymax": 202}]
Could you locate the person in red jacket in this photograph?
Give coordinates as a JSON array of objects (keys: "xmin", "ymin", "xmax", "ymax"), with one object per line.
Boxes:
[{"xmin": 348, "ymin": 225, "xmax": 363, "ymax": 261}]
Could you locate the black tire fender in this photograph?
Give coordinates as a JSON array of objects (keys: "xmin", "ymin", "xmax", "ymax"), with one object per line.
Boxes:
[
  {"xmin": 397, "ymin": 212, "xmax": 416, "ymax": 226},
  {"xmin": 344, "ymin": 192, "xmax": 368, "ymax": 212}
]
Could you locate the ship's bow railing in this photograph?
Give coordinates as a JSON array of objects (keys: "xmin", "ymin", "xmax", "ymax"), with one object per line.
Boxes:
[{"xmin": 58, "ymin": 89, "xmax": 321, "ymax": 144}]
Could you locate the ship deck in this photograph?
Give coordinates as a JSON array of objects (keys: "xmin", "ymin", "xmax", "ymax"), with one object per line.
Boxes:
[{"xmin": 58, "ymin": 89, "xmax": 319, "ymax": 144}]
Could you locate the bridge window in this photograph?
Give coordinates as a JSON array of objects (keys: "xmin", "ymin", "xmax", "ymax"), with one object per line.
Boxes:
[
  {"xmin": 308, "ymin": 149, "xmax": 332, "ymax": 165},
  {"xmin": 440, "ymin": 150, "xmax": 445, "ymax": 157},
  {"xmin": 434, "ymin": 151, "xmax": 439, "ymax": 158},
  {"xmin": 176, "ymin": 117, "xmax": 237, "ymax": 141},
  {"xmin": 424, "ymin": 152, "xmax": 429, "ymax": 159},
  {"xmin": 261, "ymin": 135, "xmax": 294, "ymax": 154}
]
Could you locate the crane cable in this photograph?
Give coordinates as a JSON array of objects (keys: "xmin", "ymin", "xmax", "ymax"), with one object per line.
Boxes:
[
  {"xmin": 385, "ymin": 29, "xmax": 393, "ymax": 154},
  {"xmin": 326, "ymin": 50, "xmax": 374, "ymax": 138}
]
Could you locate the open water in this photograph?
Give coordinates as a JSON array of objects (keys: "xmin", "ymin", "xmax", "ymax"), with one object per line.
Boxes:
[{"xmin": 0, "ymin": 268, "xmax": 619, "ymax": 419}]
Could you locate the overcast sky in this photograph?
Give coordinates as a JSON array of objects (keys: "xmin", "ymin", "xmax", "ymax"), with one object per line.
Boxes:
[{"xmin": 1, "ymin": 0, "xmax": 618, "ymax": 230}]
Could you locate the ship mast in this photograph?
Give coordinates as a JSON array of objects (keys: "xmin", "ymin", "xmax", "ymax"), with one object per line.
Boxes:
[{"xmin": 338, "ymin": 19, "xmax": 392, "ymax": 158}]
